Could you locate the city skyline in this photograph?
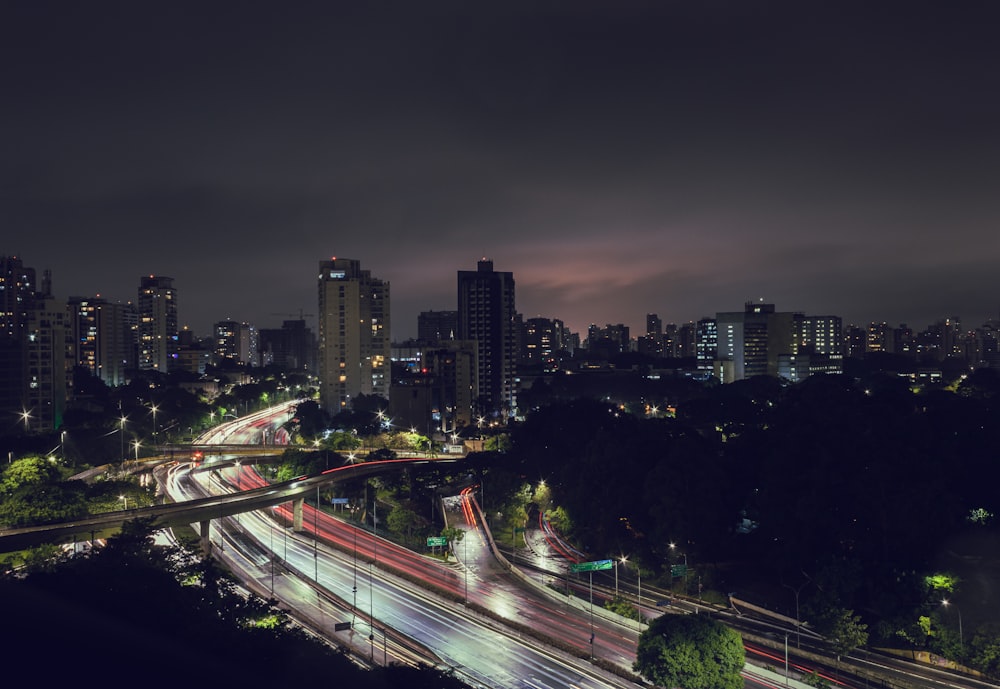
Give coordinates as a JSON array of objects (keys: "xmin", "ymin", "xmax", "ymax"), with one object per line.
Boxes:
[{"xmin": 5, "ymin": 2, "xmax": 1000, "ymax": 339}]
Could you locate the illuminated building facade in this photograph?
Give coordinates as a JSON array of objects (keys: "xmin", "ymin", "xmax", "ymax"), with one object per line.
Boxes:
[
  {"xmin": 317, "ymin": 257, "xmax": 390, "ymax": 413},
  {"xmin": 137, "ymin": 275, "xmax": 177, "ymax": 372}
]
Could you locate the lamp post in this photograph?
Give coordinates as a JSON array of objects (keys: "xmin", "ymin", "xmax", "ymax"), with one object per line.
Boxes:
[
  {"xmin": 782, "ymin": 574, "xmax": 811, "ymax": 648},
  {"xmin": 132, "ymin": 440, "xmax": 141, "ymax": 465},
  {"xmin": 942, "ymin": 599, "xmax": 964, "ymax": 648},
  {"xmin": 119, "ymin": 415, "xmax": 127, "ymax": 464},
  {"xmin": 20, "ymin": 408, "xmax": 31, "ymax": 432},
  {"xmin": 119, "ymin": 494, "xmax": 128, "ymax": 510},
  {"xmin": 150, "ymin": 403, "xmax": 159, "ymax": 443},
  {"xmin": 615, "ymin": 557, "xmax": 620, "ymax": 598},
  {"xmin": 235, "ymin": 461, "xmax": 242, "ymax": 525}
]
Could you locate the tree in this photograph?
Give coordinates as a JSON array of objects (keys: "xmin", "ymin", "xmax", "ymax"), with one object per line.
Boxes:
[
  {"xmin": 825, "ymin": 607, "xmax": 869, "ymax": 657},
  {"xmin": 634, "ymin": 614, "xmax": 745, "ymax": 689},
  {"xmin": 441, "ymin": 525, "xmax": 465, "ymax": 560}
]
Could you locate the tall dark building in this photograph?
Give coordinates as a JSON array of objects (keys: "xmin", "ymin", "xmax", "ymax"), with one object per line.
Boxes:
[
  {"xmin": 0, "ymin": 256, "xmax": 37, "ymax": 422},
  {"xmin": 137, "ymin": 275, "xmax": 178, "ymax": 373},
  {"xmin": 457, "ymin": 258, "xmax": 517, "ymax": 420},
  {"xmin": 418, "ymin": 310, "xmax": 458, "ymax": 345},
  {"xmin": 260, "ymin": 319, "xmax": 316, "ymax": 372}
]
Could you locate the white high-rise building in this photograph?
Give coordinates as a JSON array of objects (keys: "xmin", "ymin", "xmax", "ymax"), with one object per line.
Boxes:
[{"xmin": 317, "ymin": 258, "xmax": 390, "ymax": 414}]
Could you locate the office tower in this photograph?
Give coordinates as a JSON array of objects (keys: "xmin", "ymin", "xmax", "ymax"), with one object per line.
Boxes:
[
  {"xmin": 457, "ymin": 258, "xmax": 517, "ymax": 419},
  {"xmin": 794, "ymin": 315, "xmax": 844, "ymax": 356},
  {"xmin": 317, "ymin": 257, "xmax": 390, "ymax": 413},
  {"xmin": 137, "ymin": 275, "xmax": 178, "ymax": 372},
  {"xmin": 67, "ymin": 296, "xmax": 135, "ymax": 387},
  {"xmin": 715, "ymin": 301, "xmax": 794, "ymax": 382},
  {"xmin": 418, "ymin": 310, "xmax": 458, "ymax": 345},
  {"xmin": 695, "ymin": 318, "xmax": 717, "ymax": 371}
]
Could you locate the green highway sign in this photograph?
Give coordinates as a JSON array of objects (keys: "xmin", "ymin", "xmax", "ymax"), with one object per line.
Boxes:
[
  {"xmin": 427, "ymin": 536, "xmax": 448, "ymax": 547},
  {"xmin": 670, "ymin": 564, "xmax": 688, "ymax": 577},
  {"xmin": 570, "ymin": 559, "xmax": 613, "ymax": 573}
]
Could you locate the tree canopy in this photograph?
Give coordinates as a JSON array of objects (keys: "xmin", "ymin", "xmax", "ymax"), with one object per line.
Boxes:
[{"xmin": 634, "ymin": 613, "xmax": 745, "ymax": 689}]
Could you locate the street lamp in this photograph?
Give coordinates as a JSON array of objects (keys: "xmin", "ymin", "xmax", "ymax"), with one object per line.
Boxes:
[
  {"xmin": 119, "ymin": 415, "xmax": 128, "ymax": 463},
  {"xmin": 615, "ymin": 556, "xmax": 621, "ymax": 598},
  {"xmin": 150, "ymin": 404, "xmax": 159, "ymax": 444},
  {"xmin": 621, "ymin": 555, "xmax": 642, "ymax": 629},
  {"xmin": 60, "ymin": 430, "xmax": 66, "ymax": 462},
  {"xmin": 119, "ymin": 494, "xmax": 128, "ymax": 510},
  {"xmin": 942, "ymin": 599, "xmax": 964, "ymax": 648},
  {"xmin": 132, "ymin": 440, "xmax": 141, "ymax": 465},
  {"xmin": 20, "ymin": 408, "xmax": 31, "ymax": 432}
]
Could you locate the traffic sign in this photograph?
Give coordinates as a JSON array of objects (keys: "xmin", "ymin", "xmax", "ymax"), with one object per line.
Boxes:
[
  {"xmin": 570, "ymin": 559, "xmax": 613, "ymax": 573},
  {"xmin": 330, "ymin": 497, "xmax": 349, "ymax": 505},
  {"xmin": 671, "ymin": 564, "xmax": 688, "ymax": 577},
  {"xmin": 427, "ymin": 536, "xmax": 448, "ymax": 547},
  {"xmin": 334, "ymin": 622, "xmax": 352, "ymax": 632}
]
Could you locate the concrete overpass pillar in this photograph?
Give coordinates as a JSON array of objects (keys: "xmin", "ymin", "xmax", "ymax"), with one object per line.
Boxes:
[
  {"xmin": 199, "ymin": 520, "xmax": 211, "ymax": 556},
  {"xmin": 292, "ymin": 498, "xmax": 304, "ymax": 532}
]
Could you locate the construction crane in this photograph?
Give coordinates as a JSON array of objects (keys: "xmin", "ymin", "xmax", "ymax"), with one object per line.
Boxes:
[{"xmin": 270, "ymin": 309, "xmax": 315, "ymax": 321}]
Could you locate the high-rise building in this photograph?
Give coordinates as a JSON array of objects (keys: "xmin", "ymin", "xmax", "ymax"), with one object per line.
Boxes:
[
  {"xmin": 67, "ymin": 296, "xmax": 135, "ymax": 387},
  {"xmin": 24, "ymin": 291, "xmax": 71, "ymax": 431},
  {"xmin": 522, "ymin": 316, "xmax": 567, "ymax": 371},
  {"xmin": 317, "ymin": 257, "xmax": 390, "ymax": 413},
  {"xmin": 695, "ymin": 318, "xmax": 717, "ymax": 371},
  {"xmin": 137, "ymin": 275, "xmax": 178, "ymax": 373},
  {"xmin": 214, "ymin": 319, "xmax": 259, "ymax": 367},
  {"xmin": 457, "ymin": 258, "xmax": 517, "ymax": 419},
  {"xmin": 417, "ymin": 310, "xmax": 458, "ymax": 345},
  {"xmin": 0, "ymin": 256, "xmax": 37, "ymax": 419}
]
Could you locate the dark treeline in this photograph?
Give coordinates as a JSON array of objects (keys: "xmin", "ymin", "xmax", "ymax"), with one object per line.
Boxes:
[{"xmin": 493, "ymin": 366, "xmax": 1000, "ymax": 670}]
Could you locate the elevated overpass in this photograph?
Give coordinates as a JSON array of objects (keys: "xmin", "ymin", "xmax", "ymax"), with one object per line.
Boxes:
[{"xmin": 0, "ymin": 457, "xmax": 457, "ymax": 555}]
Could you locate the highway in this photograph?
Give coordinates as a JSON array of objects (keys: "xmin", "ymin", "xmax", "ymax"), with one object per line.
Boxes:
[{"xmin": 6, "ymin": 400, "xmax": 984, "ymax": 689}]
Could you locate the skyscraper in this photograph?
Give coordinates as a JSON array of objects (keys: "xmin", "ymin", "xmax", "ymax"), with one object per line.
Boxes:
[
  {"xmin": 457, "ymin": 258, "xmax": 517, "ymax": 420},
  {"xmin": 137, "ymin": 275, "xmax": 178, "ymax": 373},
  {"xmin": 317, "ymin": 257, "xmax": 390, "ymax": 414},
  {"xmin": 67, "ymin": 295, "xmax": 135, "ymax": 387}
]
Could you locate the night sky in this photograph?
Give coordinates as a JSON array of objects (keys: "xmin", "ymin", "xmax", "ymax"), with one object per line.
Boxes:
[{"xmin": 4, "ymin": 1, "xmax": 1000, "ymax": 341}]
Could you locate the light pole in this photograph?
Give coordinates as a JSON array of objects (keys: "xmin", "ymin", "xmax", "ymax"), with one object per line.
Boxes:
[
  {"xmin": 60, "ymin": 431, "xmax": 66, "ymax": 462},
  {"xmin": 119, "ymin": 494, "xmax": 128, "ymax": 510},
  {"xmin": 119, "ymin": 415, "xmax": 127, "ymax": 464},
  {"xmin": 235, "ymin": 461, "xmax": 242, "ymax": 525},
  {"xmin": 20, "ymin": 408, "xmax": 31, "ymax": 432},
  {"xmin": 150, "ymin": 403, "xmax": 159, "ymax": 444},
  {"xmin": 615, "ymin": 560, "xmax": 618, "ymax": 600},
  {"xmin": 942, "ymin": 599, "xmax": 964, "ymax": 648},
  {"xmin": 782, "ymin": 574, "xmax": 811, "ymax": 648},
  {"xmin": 589, "ymin": 570, "xmax": 595, "ymax": 660},
  {"xmin": 132, "ymin": 440, "xmax": 141, "ymax": 465}
]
